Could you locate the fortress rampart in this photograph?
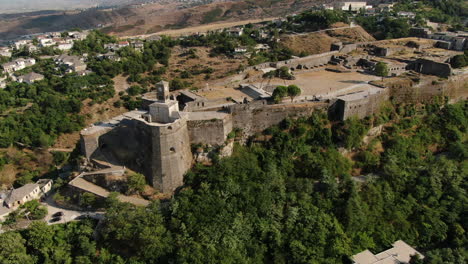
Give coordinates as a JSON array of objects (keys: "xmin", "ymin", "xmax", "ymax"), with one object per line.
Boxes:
[{"xmin": 226, "ymin": 100, "xmax": 327, "ymax": 136}]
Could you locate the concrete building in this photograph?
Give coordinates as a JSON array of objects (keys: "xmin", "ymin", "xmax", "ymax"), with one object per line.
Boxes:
[
  {"xmin": 335, "ymin": 2, "xmax": 368, "ymax": 12},
  {"xmin": 17, "ymin": 72, "xmax": 44, "ymax": 84},
  {"xmin": 352, "ymin": 240, "xmax": 424, "ymax": 264}
]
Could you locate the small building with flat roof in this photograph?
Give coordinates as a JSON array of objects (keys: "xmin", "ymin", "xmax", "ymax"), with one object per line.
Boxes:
[{"xmin": 352, "ymin": 240, "xmax": 424, "ymax": 264}]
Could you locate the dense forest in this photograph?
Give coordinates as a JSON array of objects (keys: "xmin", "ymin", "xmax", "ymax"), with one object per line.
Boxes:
[{"xmin": 1, "ymin": 100, "xmax": 466, "ymax": 263}]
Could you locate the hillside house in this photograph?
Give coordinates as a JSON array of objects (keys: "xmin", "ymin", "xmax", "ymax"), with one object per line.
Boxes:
[
  {"xmin": 55, "ymin": 55, "xmax": 87, "ymax": 73},
  {"xmin": 1, "ymin": 58, "xmax": 36, "ymax": 75},
  {"xmin": 377, "ymin": 3, "xmax": 394, "ymax": 12},
  {"xmin": 0, "ymin": 179, "xmax": 53, "ymax": 221},
  {"xmin": 0, "ymin": 47, "xmax": 12, "ymax": 57},
  {"xmin": 39, "ymin": 38, "xmax": 56, "ymax": 47},
  {"xmin": 17, "ymin": 72, "xmax": 45, "ymax": 84},
  {"xmin": 131, "ymin": 41, "xmax": 144, "ymax": 52},
  {"xmin": 57, "ymin": 42, "xmax": 74, "ymax": 51},
  {"xmin": 335, "ymin": 2, "xmax": 369, "ymax": 12},
  {"xmin": 352, "ymin": 240, "xmax": 424, "ymax": 264},
  {"xmin": 68, "ymin": 31, "xmax": 88, "ymax": 40},
  {"xmin": 397, "ymin": 11, "xmax": 416, "ymax": 19},
  {"xmin": 14, "ymin": 39, "xmax": 32, "ymax": 49},
  {"xmin": 227, "ymin": 27, "xmax": 244, "ymax": 37},
  {"xmin": 118, "ymin": 41, "xmax": 130, "ymax": 49},
  {"xmin": 98, "ymin": 52, "xmax": 121, "ymax": 62}
]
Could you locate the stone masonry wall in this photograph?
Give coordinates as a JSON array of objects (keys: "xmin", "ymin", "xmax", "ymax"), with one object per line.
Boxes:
[
  {"xmin": 227, "ymin": 100, "xmax": 326, "ymax": 136},
  {"xmin": 187, "ymin": 115, "xmax": 233, "ymax": 146}
]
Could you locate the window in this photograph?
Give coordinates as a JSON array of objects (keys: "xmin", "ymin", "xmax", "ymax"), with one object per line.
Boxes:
[{"xmin": 170, "ymin": 147, "xmax": 176, "ymax": 153}]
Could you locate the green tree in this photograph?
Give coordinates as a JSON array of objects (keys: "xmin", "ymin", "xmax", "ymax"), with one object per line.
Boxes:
[
  {"xmin": 272, "ymin": 85, "xmax": 288, "ymax": 103},
  {"xmin": 287, "ymin": 85, "xmax": 301, "ymax": 102},
  {"xmin": 375, "ymin": 62, "xmax": 389, "ymax": 80},
  {"xmin": 450, "ymin": 52, "xmax": 468, "ymax": 68},
  {"xmin": 0, "ymin": 232, "xmax": 35, "ymax": 264},
  {"xmin": 126, "ymin": 173, "xmax": 146, "ymax": 195},
  {"xmin": 20, "ymin": 200, "xmax": 48, "ymax": 220}
]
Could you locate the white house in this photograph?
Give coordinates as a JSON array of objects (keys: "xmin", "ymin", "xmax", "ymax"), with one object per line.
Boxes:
[
  {"xmin": 39, "ymin": 38, "xmax": 56, "ymax": 47},
  {"xmin": 57, "ymin": 42, "xmax": 73, "ymax": 51},
  {"xmin": 335, "ymin": 2, "xmax": 368, "ymax": 12}
]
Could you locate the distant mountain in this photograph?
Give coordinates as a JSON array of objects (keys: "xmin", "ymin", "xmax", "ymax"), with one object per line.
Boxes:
[
  {"xmin": 0, "ymin": 0, "xmax": 147, "ymax": 14},
  {"xmin": 0, "ymin": 0, "xmax": 328, "ymax": 42}
]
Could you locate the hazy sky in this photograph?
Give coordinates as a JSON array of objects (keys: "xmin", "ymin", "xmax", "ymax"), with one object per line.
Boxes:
[{"xmin": 0, "ymin": 0, "xmax": 136, "ymax": 13}]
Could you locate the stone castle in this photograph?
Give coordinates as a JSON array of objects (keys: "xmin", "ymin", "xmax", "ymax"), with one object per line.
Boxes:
[
  {"xmin": 80, "ymin": 81, "xmax": 327, "ymax": 193},
  {"xmin": 80, "ymin": 36, "xmax": 467, "ymax": 194}
]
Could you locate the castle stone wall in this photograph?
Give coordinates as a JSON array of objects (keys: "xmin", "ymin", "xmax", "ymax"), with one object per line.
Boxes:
[
  {"xmin": 329, "ymin": 88, "xmax": 389, "ymax": 120},
  {"xmin": 227, "ymin": 100, "xmax": 326, "ymax": 136},
  {"xmin": 410, "ymin": 59, "xmax": 452, "ymax": 77},
  {"xmin": 273, "ymin": 51, "xmax": 338, "ymax": 70},
  {"xmin": 187, "ymin": 114, "xmax": 232, "ymax": 146}
]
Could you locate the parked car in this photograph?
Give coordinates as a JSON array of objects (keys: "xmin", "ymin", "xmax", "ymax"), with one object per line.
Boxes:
[
  {"xmin": 49, "ymin": 217, "xmax": 61, "ymax": 223},
  {"xmin": 52, "ymin": 211, "xmax": 64, "ymax": 217}
]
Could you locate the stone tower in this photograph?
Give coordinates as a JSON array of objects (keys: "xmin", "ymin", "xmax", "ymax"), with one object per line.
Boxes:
[
  {"xmin": 143, "ymin": 81, "xmax": 192, "ymax": 192},
  {"xmin": 80, "ymin": 81, "xmax": 193, "ymax": 194}
]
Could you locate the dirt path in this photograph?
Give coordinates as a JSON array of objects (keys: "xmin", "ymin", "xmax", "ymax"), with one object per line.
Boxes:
[{"xmin": 123, "ymin": 17, "xmax": 278, "ymax": 39}]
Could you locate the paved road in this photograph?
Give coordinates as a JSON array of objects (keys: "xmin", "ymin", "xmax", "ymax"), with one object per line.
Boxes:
[{"xmin": 42, "ymin": 193, "xmax": 104, "ymax": 225}]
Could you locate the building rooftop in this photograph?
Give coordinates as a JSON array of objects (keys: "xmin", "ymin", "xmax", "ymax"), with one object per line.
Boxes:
[
  {"xmin": 19, "ymin": 72, "xmax": 44, "ymax": 82},
  {"xmin": 182, "ymin": 111, "xmax": 229, "ymax": 121},
  {"xmin": 336, "ymin": 85, "xmax": 385, "ymax": 102},
  {"xmin": 3, "ymin": 183, "xmax": 39, "ymax": 206},
  {"xmin": 352, "ymin": 240, "xmax": 424, "ymax": 264}
]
